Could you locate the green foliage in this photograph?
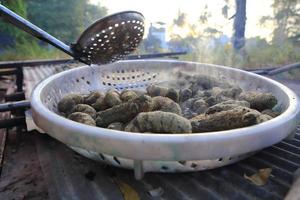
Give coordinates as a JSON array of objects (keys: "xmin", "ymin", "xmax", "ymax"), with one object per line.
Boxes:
[
  {"xmin": 260, "ymin": 0, "xmax": 300, "ymax": 43},
  {"xmin": 27, "ymin": 0, "xmax": 81, "ymax": 43},
  {"xmin": 84, "ymin": 2, "xmax": 108, "ymax": 28},
  {"xmin": 199, "ymin": 5, "xmax": 211, "ymax": 24},
  {"xmin": 173, "ymin": 10, "xmax": 187, "ymax": 27},
  {"xmin": 244, "ymin": 40, "xmax": 300, "ymax": 68},
  {"xmin": 0, "ymin": 0, "xmax": 107, "ymax": 61},
  {"xmin": 0, "ymin": 40, "xmax": 67, "ymax": 61},
  {"xmin": 279, "ymin": 68, "xmax": 300, "ymax": 80},
  {"xmin": 171, "ymin": 36, "xmax": 300, "ymax": 69},
  {"xmin": 169, "ymin": 0, "xmax": 300, "ymax": 69},
  {"xmin": 168, "ymin": 35, "xmax": 198, "ymax": 52},
  {"xmin": 139, "ymin": 35, "xmax": 164, "ymax": 53},
  {"xmin": 204, "ymin": 27, "xmax": 222, "ymax": 36},
  {"xmin": 26, "ymin": 0, "xmax": 107, "ymax": 43},
  {"xmin": 27, "ymin": 0, "xmax": 106, "ymax": 43},
  {"xmin": 0, "ymin": 0, "xmax": 29, "ymax": 42}
]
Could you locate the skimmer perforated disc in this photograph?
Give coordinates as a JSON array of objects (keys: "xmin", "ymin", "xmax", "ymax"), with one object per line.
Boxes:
[{"xmin": 72, "ymin": 11, "xmax": 144, "ymax": 65}]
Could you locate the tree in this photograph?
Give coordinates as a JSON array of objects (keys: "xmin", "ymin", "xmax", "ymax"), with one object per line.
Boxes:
[
  {"xmin": 26, "ymin": 0, "xmax": 106, "ymax": 43},
  {"xmin": 168, "ymin": 35, "xmax": 197, "ymax": 52},
  {"xmin": 26, "ymin": 0, "xmax": 84, "ymax": 43},
  {"xmin": 173, "ymin": 10, "xmax": 187, "ymax": 27},
  {"xmin": 232, "ymin": 0, "xmax": 247, "ymax": 51},
  {"xmin": 0, "ymin": 0, "xmax": 107, "ymax": 60},
  {"xmin": 198, "ymin": 5, "xmax": 223, "ymax": 38},
  {"xmin": 0, "ymin": 0, "xmax": 29, "ymax": 45},
  {"xmin": 0, "ymin": 0, "xmax": 107, "ymax": 45},
  {"xmin": 168, "ymin": 10, "xmax": 199, "ymax": 53},
  {"xmin": 199, "ymin": 5, "xmax": 211, "ymax": 24},
  {"xmin": 261, "ymin": 0, "xmax": 300, "ymax": 44},
  {"xmin": 83, "ymin": 3, "xmax": 108, "ymax": 28},
  {"xmin": 170, "ymin": 10, "xmax": 199, "ymax": 38},
  {"xmin": 143, "ymin": 34, "xmax": 162, "ymax": 53}
]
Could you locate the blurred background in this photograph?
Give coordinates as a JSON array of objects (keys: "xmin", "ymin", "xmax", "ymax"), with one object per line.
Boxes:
[{"xmin": 0, "ymin": 0, "xmax": 299, "ymax": 70}]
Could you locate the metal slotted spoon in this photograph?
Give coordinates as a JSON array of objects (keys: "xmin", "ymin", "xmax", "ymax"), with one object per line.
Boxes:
[{"xmin": 0, "ymin": 5, "xmax": 144, "ymax": 65}]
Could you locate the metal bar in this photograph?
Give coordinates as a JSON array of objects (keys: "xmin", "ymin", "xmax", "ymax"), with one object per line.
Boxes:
[
  {"xmin": 0, "ymin": 52, "xmax": 187, "ymax": 69},
  {"xmin": 243, "ymin": 156, "xmax": 293, "ymax": 184},
  {"xmin": 0, "ymin": 89, "xmax": 10, "ymax": 178},
  {"xmin": 35, "ymin": 134, "xmax": 124, "ymax": 200},
  {"xmin": 0, "ymin": 69, "xmax": 17, "ymax": 76},
  {"xmin": 275, "ymin": 142, "xmax": 300, "ymax": 156},
  {"xmin": 189, "ymin": 171, "xmax": 256, "ymax": 199},
  {"xmin": 0, "ymin": 59, "xmax": 75, "ymax": 69},
  {"xmin": 237, "ymin": 62, "xmax": 300, "ymax": 75},
  {"xmin": 0, "ymin": 128, "xmax": 7, "ymax": 176},
  {"xmin": 236, "ymin": 162, "xmax": 291, "ymax": 189},
  {"xmin": 4, "ymin": 92, "xmax": 25, "ymax": 102},
  {"xmin": 0, "ymin": 5, "xmax": 73, "ymax": 56},
  {"xmin": 0, "ymin": 52, "xmax": 298, "ymax": 77},
  {"xmin": 258, "ymin": 151, "xmax": 299, "ymax": 172},
  {"xmin": 0, "ymin": 116, "xmax": 25, "ymax": 129},
  {"xmin": 285, "ymin": 139, "xmax": 300, "ymax": 148},
  {"xmin": 267, "ymin": 146, "xmax": 300, "ymax": 165},
  {"xmin": 0, "ymin": 100, "xmax": 30, "ymax": 112},
  {"xmin": 16, "ymin": 67, "xmax": 23, "ymax": 92},
  {"xmin": 268, "ymin": 62, "xmax": 300, "ymax": 75},
  {"xmin": 246, "ymin": 69, "xmax": 273, "ymax": 75},
  {"xmin": 126, "ymin": 51, "xmax": 187, "ymax": 59},
  {"xmin": 210, "ymin": 166, "xmax": 284, "ymax": 199},
  {"xmin": 245, "ymin": 67, "xmax": 276, "ymax": 73}
]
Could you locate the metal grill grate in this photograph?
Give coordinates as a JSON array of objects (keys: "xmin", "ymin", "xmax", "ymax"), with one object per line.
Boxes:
[
  {"xmin": 34, "ymin": 130, "xmax": 300, "ymax": 200},
  {"xmin": 22, "ymin": 65, "xmax": 300, "ymax": 200}
]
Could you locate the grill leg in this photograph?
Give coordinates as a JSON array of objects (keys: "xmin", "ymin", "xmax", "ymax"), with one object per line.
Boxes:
[
  {"xmin": 133, "ymin": 160, "xmax": 144, "ymax": 180},
  {"xmin": 16, "ymin": 67, "xmax": 23, "ymax": 92}
]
